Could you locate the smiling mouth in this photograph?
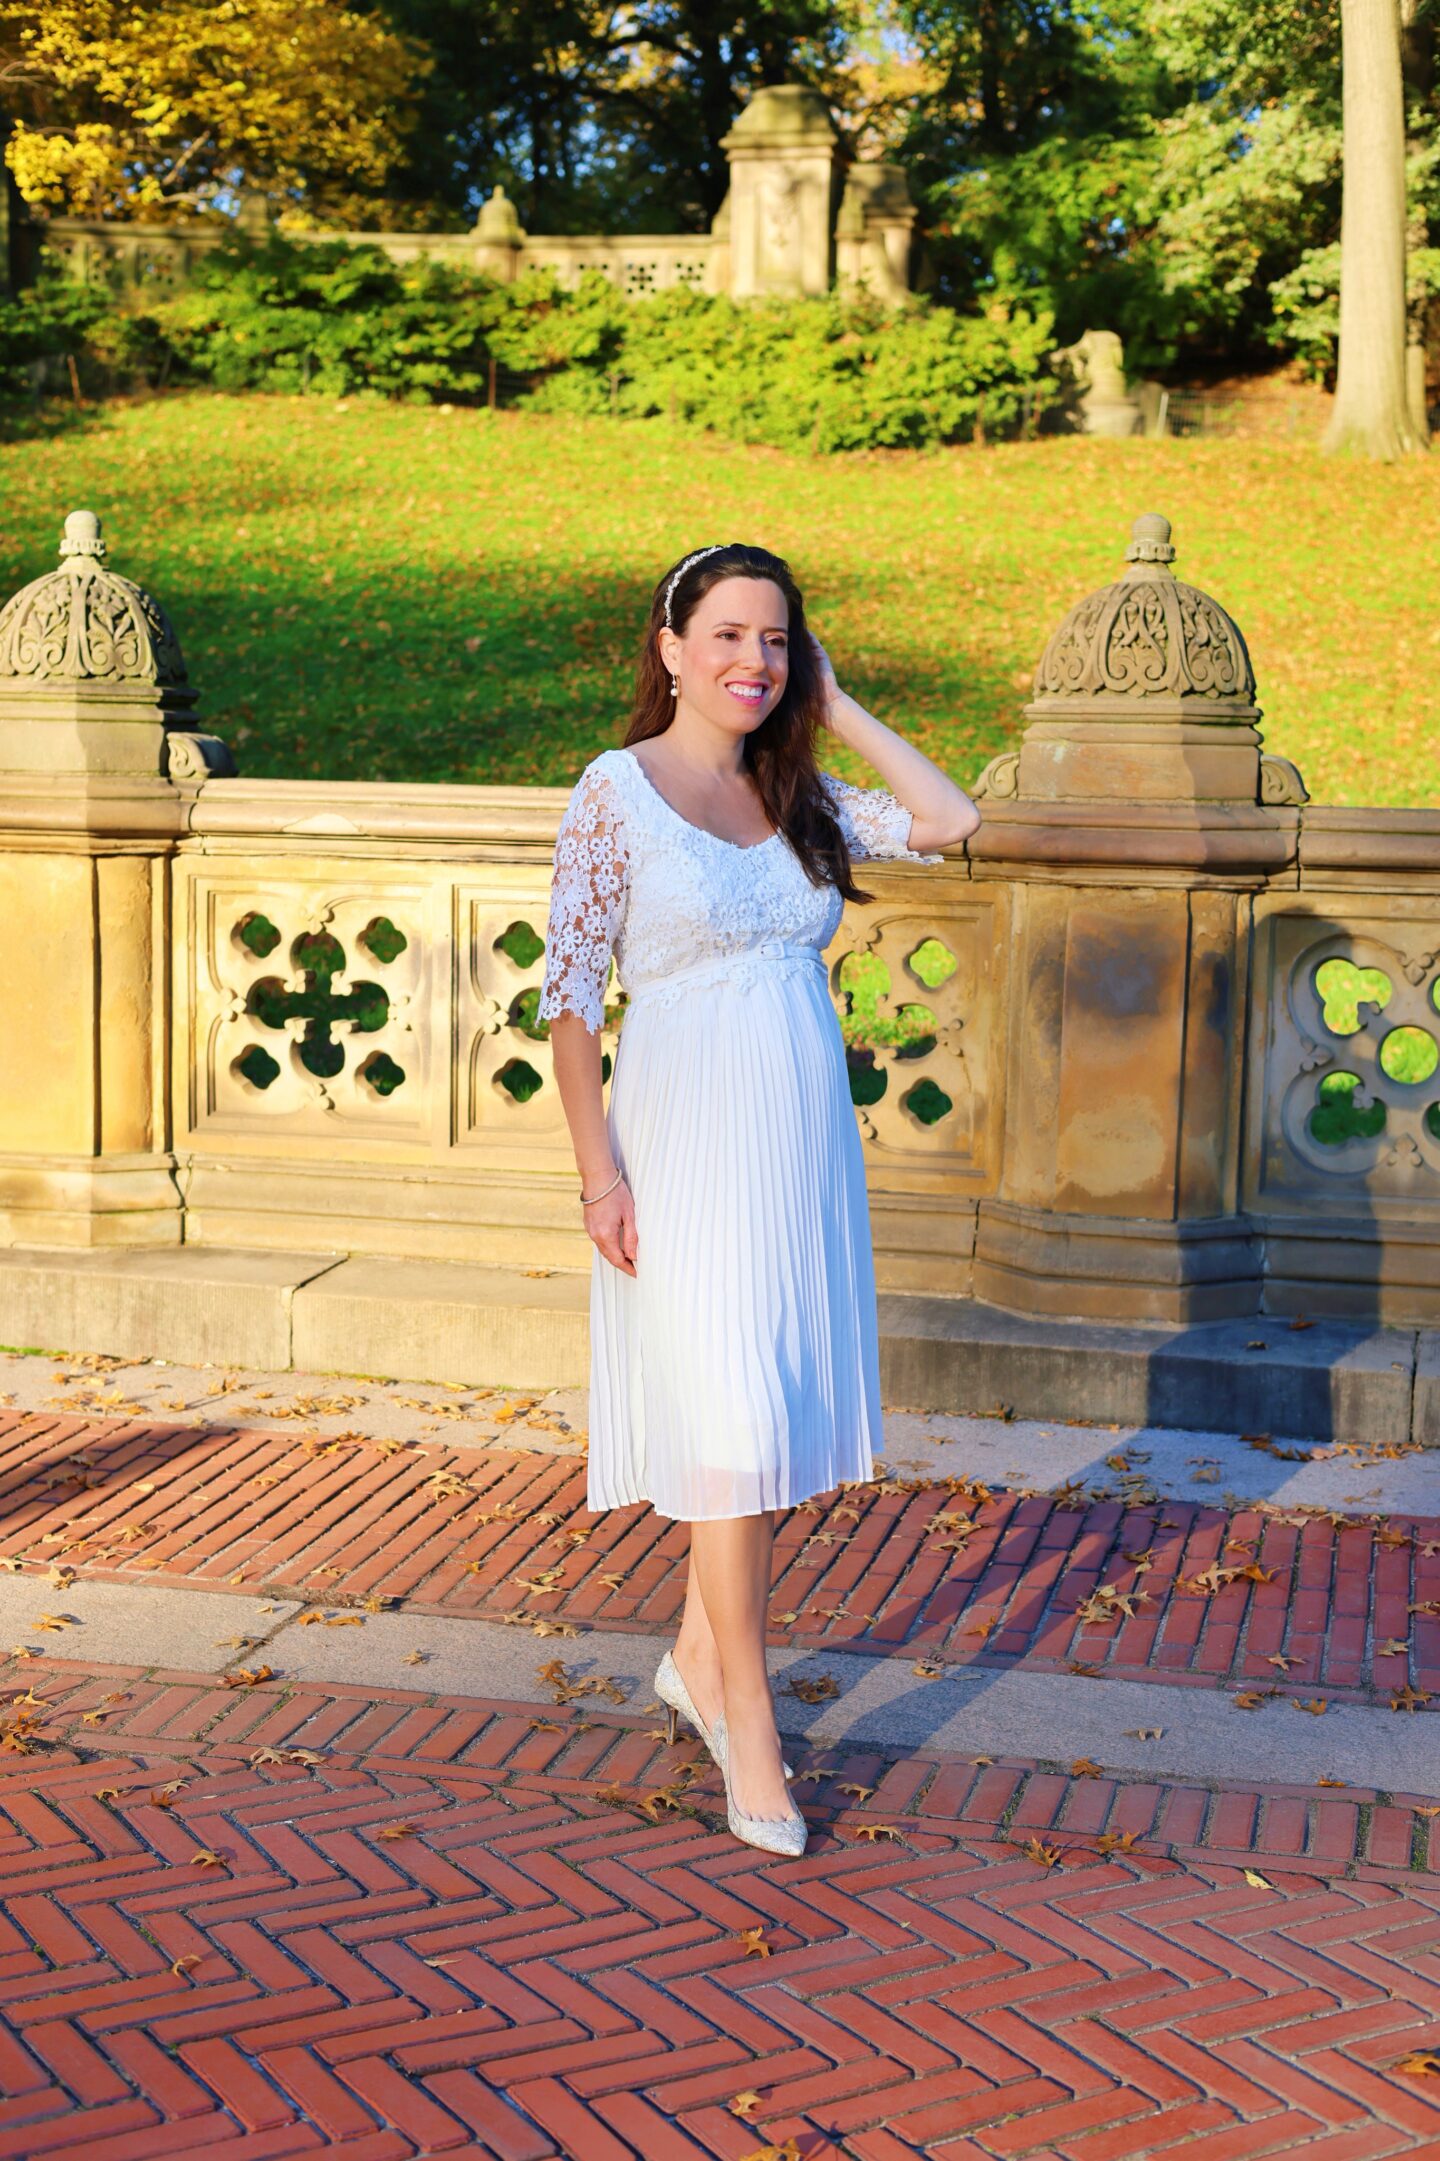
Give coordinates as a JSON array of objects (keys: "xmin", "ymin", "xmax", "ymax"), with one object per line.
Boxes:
[{"xmin": 725, "ymin": 683, "xmax": 767, "ymax": 703}]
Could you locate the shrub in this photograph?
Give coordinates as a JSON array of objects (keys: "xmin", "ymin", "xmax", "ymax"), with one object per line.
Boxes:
[
  {"xmin": 16, "ymin": 231, "xmax": 1056, "ymax": 451},
  {"xmin": 0, "ymin": 274, "xmax": 109, "ymax": 399}
]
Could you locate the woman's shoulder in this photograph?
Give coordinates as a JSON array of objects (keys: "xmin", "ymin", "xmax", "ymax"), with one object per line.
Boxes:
[{"xmin": 573, "ymin": 745, "xmax": 634, "ymax": 793}]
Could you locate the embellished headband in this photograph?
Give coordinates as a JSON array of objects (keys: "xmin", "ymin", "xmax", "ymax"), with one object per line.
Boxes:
[{"xmin": 662, "ymin": 544, "xmax": 728, "ymax": 628}]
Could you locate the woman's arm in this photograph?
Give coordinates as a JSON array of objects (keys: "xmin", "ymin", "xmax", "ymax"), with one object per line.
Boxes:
[
  {"xmin": 548, "ymin": 1014, "xmax": 636, "ymax": 1277},
  {"xmin": 536, "ymin": 764, "xmax": 639, "ymax": 1277},
  {"xmin": 812, "ymin": 637, "xmax": 982, "ymax": 853}
]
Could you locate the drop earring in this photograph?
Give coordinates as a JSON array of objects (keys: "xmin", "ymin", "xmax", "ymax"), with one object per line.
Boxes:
[{"xmin": 669, "ymin": 674, "xmax": 680, "ymax": 698}]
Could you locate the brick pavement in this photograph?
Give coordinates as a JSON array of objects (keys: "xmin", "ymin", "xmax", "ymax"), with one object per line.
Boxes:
[
  {"xmin": 1, "ymin": 1406, "xmax": 1439, "ymax": 2158},
  {"xmin": 1, "ymin": 1412, "xmax": 1435, "ymax": 1709}
]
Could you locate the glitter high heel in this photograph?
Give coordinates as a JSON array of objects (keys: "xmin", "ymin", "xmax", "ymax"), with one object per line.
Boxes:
[
  {"xmin": 654, "ymin": 1651, "xmax": 793, "ymax": 1778},
  {"xmin": 713, "ymin": 1712, "xmax": 807, "ymax": 1858}
]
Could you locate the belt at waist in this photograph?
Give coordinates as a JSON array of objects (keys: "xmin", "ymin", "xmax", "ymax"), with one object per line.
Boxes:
[{"xmin": 624, "ymin": 939, "xmax": 827, "ymax": 1004}]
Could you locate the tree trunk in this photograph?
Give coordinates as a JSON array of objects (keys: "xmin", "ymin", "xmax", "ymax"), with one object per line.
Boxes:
[{"xmin": 1324, "ymin": 0, "xmax": 1423, "ymax": 459}]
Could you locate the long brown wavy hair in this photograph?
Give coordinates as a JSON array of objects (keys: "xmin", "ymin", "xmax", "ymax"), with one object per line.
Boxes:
[{"xmin": 622, "ymin": 542, "xmax": 874, "ymax": 905}]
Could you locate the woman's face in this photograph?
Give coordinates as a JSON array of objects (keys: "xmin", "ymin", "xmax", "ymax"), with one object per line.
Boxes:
[{"xmin": 660, "ymin": 575, "xmax": 790, "ymax": 734}]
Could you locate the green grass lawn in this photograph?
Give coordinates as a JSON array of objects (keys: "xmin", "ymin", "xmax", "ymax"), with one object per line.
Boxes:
[{"xmin": 2, "ymin": 392, "xmax": 1436, "ymax": 806}]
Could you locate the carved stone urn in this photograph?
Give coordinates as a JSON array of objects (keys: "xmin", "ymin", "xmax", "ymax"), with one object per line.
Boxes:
[
  {"xmin": 0, "ymin": 508, "xmax": 231, "ymax": 779},
  {"xmin": 974, "ymin": 513, "xmax": 1308, "ymax": 810}
]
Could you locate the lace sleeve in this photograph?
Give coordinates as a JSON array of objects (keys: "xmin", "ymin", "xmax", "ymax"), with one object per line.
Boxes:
[
  {"xmin": 821, "ymin": 770, "xmax": 946, "ymax": 865},
  {"xmin": 536, "ymin": 762, "xmax": 630, "ymax": 1035}
]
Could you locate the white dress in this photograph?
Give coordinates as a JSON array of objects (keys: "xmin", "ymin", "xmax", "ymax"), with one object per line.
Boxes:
[{"xmin": 536, "ymin": 744, "xmax": 942, "ymax": 1522}]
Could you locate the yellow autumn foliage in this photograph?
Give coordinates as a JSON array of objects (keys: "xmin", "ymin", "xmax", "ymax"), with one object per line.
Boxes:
[{"xmin": 0, "ymin": 0, "xmax": 425, "ymax": 219}]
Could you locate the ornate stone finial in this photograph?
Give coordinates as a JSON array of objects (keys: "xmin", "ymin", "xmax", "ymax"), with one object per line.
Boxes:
[
  {"xmin": 1123, "ymin": 512, "xmax": 1176, "ymax": 570},
  {"xmin": 474, "ymin": 184, "xmax": 524, "ymax": 244},
  {"xmin": 1006, "ymin": 511, "xmax": 1296, "ymax": 806},
  {"xmin": 0, "ymin": 507, "xmax": 227, "ymax": 778},
  {"xmin": 59, "ymin": 509, "xmax": 107, "ymax": 562}
]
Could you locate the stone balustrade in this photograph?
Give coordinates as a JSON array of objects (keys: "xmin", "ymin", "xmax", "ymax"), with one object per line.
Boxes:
[
  {"xmin": 1, "ymin": 508, "xmax": 1437, "ymax": 1329},
  {"xmin": 23, "ymin": 86, "xmax": 916, "ymax": 308}
]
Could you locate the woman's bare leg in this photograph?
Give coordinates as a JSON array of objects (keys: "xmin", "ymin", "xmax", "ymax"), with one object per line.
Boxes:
[
  {"xmin": 687, "ymin": 1512, "xmax": 791, "ymax": 1819},
  {"xmin": 672, "ymin": 1507, "xmax": 782, "ymax": 1737}
]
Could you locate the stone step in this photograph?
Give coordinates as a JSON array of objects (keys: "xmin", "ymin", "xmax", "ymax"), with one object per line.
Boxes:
[{"xmin": 1, "ymin": 1241, "xmax": 1436, "ymax": 1446}]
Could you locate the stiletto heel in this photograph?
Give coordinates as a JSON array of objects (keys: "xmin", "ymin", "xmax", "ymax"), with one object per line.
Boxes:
[
  {"xmin": 714, "ymin": 1712, "xmax": 807, "ymax": 1858},
  {"xmin": 653, "ymin": 1649, "xmax": 795, "ymax": 1778}
]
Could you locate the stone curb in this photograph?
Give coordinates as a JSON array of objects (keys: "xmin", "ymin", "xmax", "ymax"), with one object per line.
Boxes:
[{"xmin": 2, "ymin": 1244, "xmax": 1436, "ymax": 1447}]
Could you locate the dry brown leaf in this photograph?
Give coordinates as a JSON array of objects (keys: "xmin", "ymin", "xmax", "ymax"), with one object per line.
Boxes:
[
  {"xmin": 171, "ymin": 1954, "xmax": 200, "ymax": 1977},
  {"xmin": 1242, "ymin": 1868, "xmax": 1275, "ymax": 1890},
  {"xmin": 1390, "ymin": 1685, "xmax": 1431, "ymax": 1713},
  {"xmin": 1294, "ymin": 1699, "xmax": 1329, "ymax": 1716},
  {"xmin": 377, "ymin": 1822, "xmax": 417, "ymax": 1842},
  {"xmin": 729, "ymin": 2090, "xmax": 764, "ymax": 2120},
  {"xmin": 1317, "ymin": 1775, "xmax": 1347, "ymax": 1788},
  {"xmin": 911, "ymin": 1660, "xmax": 944, "ymax": 1679},
  {"xmin": 1394, "ymin": 2050, "xmax": 1440, "ymax": 2079},
  {"xmin": 220, "ymin": 1666, "xmax": 273, "ymax": 1689},
  {"xmin": 1095, "ymin": 1829, "xmax": 1140, "ymax": 1855},
  {"xmin": 1019, "ymin": 1838, "xmax": 1062, "ymax": 1869},
  {"xmin": 786, "ymin": 1674, "xmax": 840, "ymax": 1704},
  {"xmin": 837, "ymin": 1782, "xmax": 875, "ymax": 1803},
  {"xmin": 190, "ymin": 1849, "xmax": 226, "ymax": 1869},
  {"xmin": 1070, "ymin": 1758, "xmax": 1103, "ymax": 1778},
  {"xmin": 1124, "ymin": 1726, "xmax": 1163, "ymax": 1740},
  {"xmin": 737, "ymin": 1925, "xmax": 772, "ymax": 1959},
  {"xmin": 850, "ymin": 1824, "xmax": 903, "ymax": 1843},
  {"xmin": 402, "ymin": 1651, "xmax": 428, "ymax": 1666}
]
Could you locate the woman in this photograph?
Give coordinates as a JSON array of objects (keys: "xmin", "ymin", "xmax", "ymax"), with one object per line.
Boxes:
[{"xmin": 537, "ymin": 542, "xmax": 980, "ymax": 1855}]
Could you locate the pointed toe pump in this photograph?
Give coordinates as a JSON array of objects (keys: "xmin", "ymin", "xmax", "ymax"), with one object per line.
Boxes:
[
  {"xmin": 713, "ymin": 1712, "xmax": 808, "ymax": 1858},
  {"xmin": 654, "ymin": 1651, "xmax": 794, "ymax": 1778}
]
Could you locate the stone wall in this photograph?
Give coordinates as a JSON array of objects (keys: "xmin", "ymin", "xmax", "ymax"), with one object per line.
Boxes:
[
  {"xmin": 25, "ymin": 86, "xmax": 917, "ymax": 308},
  {"xmin": 1, "ymin": 508, "xmax": 1437, "ymax": 1327}
]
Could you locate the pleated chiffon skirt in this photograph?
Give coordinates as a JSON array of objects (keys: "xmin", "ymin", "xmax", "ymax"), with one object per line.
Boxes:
[{"xmin": 587, "ymin": 940, "xmax": 882, "ymax": 1521}]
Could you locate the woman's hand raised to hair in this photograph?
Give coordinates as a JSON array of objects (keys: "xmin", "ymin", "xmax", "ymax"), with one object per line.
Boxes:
[
  {"xmin": 585, "ymin": 1175, "xmax": 639, "ymax": 1277},
  {"xmin": 809, "ymin": 632, "xmax": 842, "ymax": 729}
]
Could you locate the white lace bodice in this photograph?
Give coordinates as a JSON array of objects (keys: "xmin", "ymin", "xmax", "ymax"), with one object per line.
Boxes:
[{"xmin": 536, "ymin": 745, "xmax": 944, "ymax": 1033}]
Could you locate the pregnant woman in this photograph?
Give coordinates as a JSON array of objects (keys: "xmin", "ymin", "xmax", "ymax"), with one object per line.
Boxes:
[{"xmin": 537, "ymin": 542, "xmax": 980, "ymax": 1855}]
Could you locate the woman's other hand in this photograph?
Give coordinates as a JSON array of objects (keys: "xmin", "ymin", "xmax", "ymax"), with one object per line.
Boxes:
[
  {"xmin": 586, "ymin": 1176, "xmax": 639, "ymax": 1277},
  {"xmin": 808, "ymin": 631, "xmax": 841, "ymax": 728}
]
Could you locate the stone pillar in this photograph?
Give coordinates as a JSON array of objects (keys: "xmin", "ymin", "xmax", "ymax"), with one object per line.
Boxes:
[
  {"xmin": 968, "ymin": 513, "xmax": 1308, "ymax": 1322},
  {"xmin": 835, "ymin": 163, "xmax": 916, "ymax": 302},
  {"xmin": 719, "ymin": 85, "xmax": 839, "ymax": 299},
  {"xmin": 0, "ymin": 510, "xmax": 233, "ymax": 1247},
  {"xmin": 472, "ymin": 185, "xmax": 525, "ymax": 283}
]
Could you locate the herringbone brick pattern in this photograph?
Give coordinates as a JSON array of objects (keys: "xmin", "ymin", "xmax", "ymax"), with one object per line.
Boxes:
[
  {"xmin": 1, "ymin": 1411, "xmax": 1435, "ymax": 1708},
  {"xmin": 2, "ymin": 1665, "xmax": 1440, "ymax": 2160}
]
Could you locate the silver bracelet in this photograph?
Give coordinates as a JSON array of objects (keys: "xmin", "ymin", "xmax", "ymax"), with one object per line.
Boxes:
[{"xmin": 580, "ymin": 1168, "xmax": 623, "ymax": 1206}]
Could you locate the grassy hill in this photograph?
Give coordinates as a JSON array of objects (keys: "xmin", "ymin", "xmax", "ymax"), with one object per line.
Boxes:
[{"xmin": 1, "ymin": 393, "xmax": 1435, "ymax": 806}]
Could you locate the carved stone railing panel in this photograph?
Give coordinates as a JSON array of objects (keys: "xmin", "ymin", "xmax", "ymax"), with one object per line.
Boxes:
[
  {"xmin": 823, "ymin": 891, "xmax": 1004, "ymax": 1188},
  {"xmin": 1247, "ymin": 899, "xmax": 1440, "ymax": 1208},
  {"xmin": 178, "ymin": 868, "xmax": 435, "ymax": 1143}
]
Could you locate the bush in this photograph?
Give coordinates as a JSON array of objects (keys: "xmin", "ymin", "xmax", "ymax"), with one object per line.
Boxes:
[
  {"xmin": 18, "ymin": 231, "xmax": 1055, "ymax": 451},
  {"xmin": 533, "ymin": 285, "xmax": 1057, "ymax": 451},
  {"xmin": 153, "ymin": 234, "xmax": 502, "ymax": 400},
  {"xmin": 0, "ymin": 274, "xmax": 109, "ymax": 400}
]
